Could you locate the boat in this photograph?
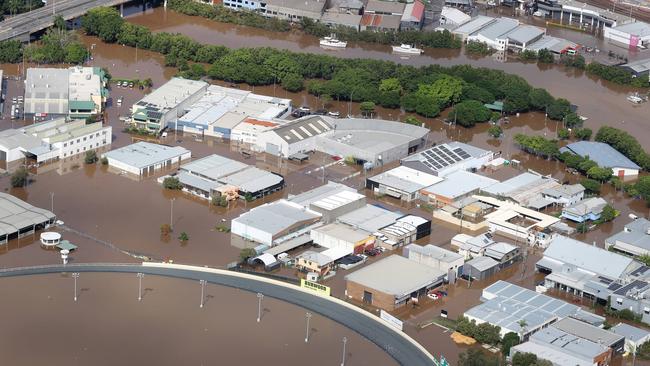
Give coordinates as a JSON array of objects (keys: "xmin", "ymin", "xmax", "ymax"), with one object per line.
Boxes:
[
  {"xmin": 320, "ymin": 36, "xmax": 347, "ymax": 48},
  {"xmin": 392, "ymin": 44, "xmax": 423, "ymax": 55},
  {"xmin": 627, "ymin": 93, "xmax": 648, "ymax": 104}
]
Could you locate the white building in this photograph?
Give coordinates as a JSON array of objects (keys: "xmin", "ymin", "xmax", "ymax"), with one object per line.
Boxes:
[
  {"xmin": 231, "ymin": 118, "xmax": 281, "ymax": 146},
  {"xmin": 175, "ymin": 85, "xmax": 291, "ymax": 138},
  {"xmin": 467, "ymin": 17, "xmax": 519, "ymax": 51},
  {"xmin": 310, "ymin": 222, "xmax": 375, "ymax": 255},
  {"xmin": 401, "ymin": 141, "xmax": 494, "ymax": 177},
  {"xmin": 366, "ymin": 166, "xmax": 443, "ymax": 202},
  {"xmin": 131, "ymin": 78, "xmax": 208, "ymax": 133},
  {"xmin": 404, "ymin": 243, "xmax": 464, "ymax": 277},
  {"xmin": 604, "ymin": 21, "xmax": 650, "ymax": 48},
  {"xmin": 560, "ymin": 141, "xmax": 640, "ymax": 178},
  {"xmin": 439, "ymin": 7, "xmax": 471, "ymax": 26},
  {"xmin": 101, "ymin": 142, "xmax": 191, "ymax": 177}
]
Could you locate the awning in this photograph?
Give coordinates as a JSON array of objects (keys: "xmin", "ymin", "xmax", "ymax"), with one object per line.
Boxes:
[
  {"xmin": 56, "ymin": 240, "xmax": 78, "ymax": 251},
  {"xmin": 265, "ymin": 234, "xmax": 313, "ymax": 256},
  {"xmin": 289, "ymin": 153, "xmax": 309, "ymax": 161}
]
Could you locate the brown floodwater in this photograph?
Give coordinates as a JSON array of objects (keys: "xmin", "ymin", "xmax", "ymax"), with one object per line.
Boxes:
[{"xmin": 0, "ymin": 273, "xmax": 396, "ymax": 366}]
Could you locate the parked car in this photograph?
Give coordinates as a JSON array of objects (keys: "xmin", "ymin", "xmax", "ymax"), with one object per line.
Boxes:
[{"xmin": 427, "ymin": 292, "xmax": 439, "ymax": 300}]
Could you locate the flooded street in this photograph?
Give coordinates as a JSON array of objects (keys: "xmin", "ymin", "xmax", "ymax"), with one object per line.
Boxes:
[{"xmin": 1, "ymin": 4, "xmax": 650, "ymax": 365}]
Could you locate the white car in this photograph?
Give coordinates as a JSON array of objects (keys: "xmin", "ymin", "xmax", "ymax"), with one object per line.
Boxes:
[{"xmin": 427, "ymin": 293, "xmax": 439, "ymax": 300}]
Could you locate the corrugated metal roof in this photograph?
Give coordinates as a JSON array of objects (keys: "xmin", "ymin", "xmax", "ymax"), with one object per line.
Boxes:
[
  {"xmin": 0, "ymin": 192, "xmax": 55, "ymax": 236},
  {"xmin": 337, "ymin": 204, "xmax": 403, "ymax": 233},
  {"xmin": 103, "ymin": 142, "xmax": 190, "ymax": 170},
  {"xmin": 505, "ymin": 25, "xmax": 545, "ymax": 44},
  {"xmin": 218, "ymin": 166, "xmax": 283, "ymax": 194},
  {"xmin": 471, "ymin": 17, "xmax": 519, "ymax": 40},
  {"xmin": 560, "ymin": 141, "xmax": 640, "ymax": 170},
  {"xmin": 422, "ymin": 170, "xmax": 498, "ymax": 199},
  {"xmin": 233, "ymin": 200, "xmax": 321, "ymax": 236}
]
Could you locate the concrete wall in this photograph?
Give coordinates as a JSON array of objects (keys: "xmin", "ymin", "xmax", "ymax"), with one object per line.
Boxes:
[
  {"xmin": 55, "ymin": 126, "xmax": 111, "ymax": 159},
  {"xmin": 231, "ymin": 219, "xmax": 274, "ymax": 246},
  {"xmin": 346, "ymin": 280, "xmax": 397, "ymax": 311}
]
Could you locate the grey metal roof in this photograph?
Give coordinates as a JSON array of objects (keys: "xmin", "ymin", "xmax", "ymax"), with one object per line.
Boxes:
[
  {"xmin": 0, "ymin": 129, "xmax": 44, "ymax": 151},
  {"xmin": 622, "ymin": 58, "xmax": 650, "ymax": 74},
  {"xmin": 288, "ymin": 181, "xmax": 357, "ymax": 208},
  {"xmin": 0, "ymin": 193, "xmax": 55, "ymax": 236},
  {"xmin": 365, "ymin": 0, "xmax": 406, "ymax": 14},
  {"xmin": 560, "ymin": 141, "xmax": 640, "ymax": 170},
  {"xmin": 402, "ymin": 141, "xmax": 491, "ymax": 173},
  {"xmin": 272, "ymin": 115, "xmax": 333, "ymax": 143},
  {"xmin": 265, "ymin": 0, "xmax": 328, "ymax": 13},
  {"xmin": 485, "ymin": 242, "xmax": 518, "ymax": 260},
  {"xmin": 345, "ymin": 255, "xmax": 445, "ymax": 297},
  {"xmin": 233, "ymin": 200, "xmax": 321, "ymax": 236},
  {"xmin": 510, "ymin": 342, "xmax": 591, "ymax": 366},
  {"xmin": 531, "ymin": 326, "xmax": 610, "ymax": 360},
  {"xmin": 606, "ymin": 218, "xmax": 650, "ymax": 252},
  {"xmin": 505, "ymin": 25, "xmax": 545, "ymax": 44},
  {"xmin": 540, "ymin": 236, "xmax": 636, "ymax": 280},
  {"xmin": 320, "ymin": 11, "xmax": 362, "ymax": 28},
  {"xmin": 527, "ymin": 35, "xmax": 577, "ymax": 54},
  {"xmin": 337, "ymin": 204, "xmax": 403, "ymax": 233},
  {"xmin": 610, "ymin": 323, "xmax": 650, "ymax": 343},
  {"xmin": 611, "ymin": 21, "xmax": 650, "ymax": 37},
  {"xmin": 562, "ymin": 197, "xmax": 607, "ymax": 217},
  {"xmin": 452, "ymin": 15, "xmax": 495, "ymax": 35},
  {"xmin": 542, "ymin": 184, "xmax": 585, "ymax": 198},
  {"xmin": 471, "ymin": 17, "xmax": 519, "ymax": 41},
  {"xmin": 103, "ymin": 142, "xmax": 190, "ymax": 170},
  {"xmin": 180, "ymin": 154, "xmax": 248, "ymax": 181},
  {"xmin": 482, "ymin": 172, "xmax": 545, "ymax": 196},
  {"xmin": 422, "ymin": 170, "xmax": 498, "ymax": 199},
  {"xmin": 405, "ymin": 244, "xmax": 464, "ymax": 264},
  {"xmin": 313, "ymin": 222, "xmax": 371, "ymax": 243},
  {"xmin": 552, "ymin": 317, "xmax": 624, "ymax": 346},
  {"xmin": 218, "ymin": 166, "xmax": 283, "ymax": 194},
  {"xmin": 465, "ymin": 256, "xmax": 499, "ymax": 271},
  {"xmin": 24, "ymin": 68, "xmax": 69, "ymax": 115},
  {"xmin": 177, "ymin": 171, "xmax": 222, "ymax": 193}
]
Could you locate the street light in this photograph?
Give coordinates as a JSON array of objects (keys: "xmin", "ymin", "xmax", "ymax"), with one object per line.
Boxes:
[
  {"xmin": 256, "ymin": 292, "xmax": 264, "ymax": 323},
  {"xmin": 72, "ymin": 272, "xmax": 79, "ymax": 302},
  {"xmin": 50, "ymin": 192, "xmax": 54, "ymax": 214},
  {"xmin": 341, "ymin": 336, "xmax": 348, "ymax": 366},
  {"xmin": 199, "ymin": 279, "xmax": 207, "ymax": 308},
  {"xmin": 170, "ymin": 198, "xmax": 176, "ymax": 231},
  {"xmin": 137, "ymin": 272, "xmax": 144, "ymax": 301},
  {"xmin": 304, "ymin": 312, "xmax": 312, "ymax": 343}
]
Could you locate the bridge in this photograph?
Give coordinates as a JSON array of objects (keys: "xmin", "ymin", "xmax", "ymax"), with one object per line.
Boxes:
[
  {"xmin": 0, "ymin": 0, "xmax": 143, "ymax": 42},
  {"xmin": 0, "ymin": 262, "xmax": 436, "ymax": 366}
]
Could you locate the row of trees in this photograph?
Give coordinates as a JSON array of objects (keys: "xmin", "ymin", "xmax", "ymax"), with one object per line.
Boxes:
[
  {"xmin": 80, "ymin": 7, "xmax": 576, "ymax": 121},
  {"xmin": 455, "ymin": 316, "xmax": 502, "ymax": 346},
  {"xmin": 586, "ymin": 62, "xmax": 650, "ymax": 88}
]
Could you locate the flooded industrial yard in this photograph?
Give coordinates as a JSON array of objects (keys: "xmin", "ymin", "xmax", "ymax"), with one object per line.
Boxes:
[{"xmin": 1, "ymin": 4, "xmax": 650, "ymax": 365}]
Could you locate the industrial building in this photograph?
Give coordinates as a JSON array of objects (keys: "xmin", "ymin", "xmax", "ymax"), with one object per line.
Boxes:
[
  {"xmin": 439, "ymin": 6, "xmax": 471, "ymax": 26},
  {"xmin": 175, "ymin": 85, "xmax": 291, "ymax": 138},
  {"xmin": 102, "ymin": 142, "xmax": 191, "ymax": 177},
  {"xmin": 130, "ymin": 78, "xmax": 208, "ymax": 133},
  {"xmin": 420, "ymin": 170, "xmax": 498, "ymax": 207},
  {"xmin": 336, "ymin": 204, "xmax": 404, "ymax": 233},
  {"xmin": 400, "ymin": 0, "xmax": 425, "ymax": 30},
  {"xmin": 606, "ymin": 218, "xmax": 650, "ymax": 257},
  {"xmin": 404, "ymin": 244, "xmax": 464, "ymax": 279},
  {"xmin": 262, "ymin": 0, "xmax": 327, "ymax": 21},
  {"xmin": 231, "ymin": 199, "xmax": 322, "ymax": 246},
  {"xmin": 463, "ymin": 256, "xmax": 499, "ymax": 280},
  {"xmin": 366, "ymin": 166, "xmax": 442, "ymax": 202},
  {"xmin": 525, "ymin": 35, "xmax": 578, "ymax": 57},
  {"xmin": 604, "ymin": 21, "xmax": 650, "ymax": 48},
  {"xmin": 255, "ymin": 115, "xmax": 428, "ymax": 166},
  {"xmin": 621, "ymin": 58, "xmax": 650, "ymax": 82},
  {"xmin": 452, "ymin": 232, "xmax": 495, "ymax": 259},
  {"xmin": 0, "ymin": 119, "xmax": 111, "ymax": 171},
  {"xmin": 230, "ymin": 118, "xmax": 281, "ymax": 146},
  {"xmin": 561, "ymin": 141, "xmax": 640, "ymax": 177},
  {"xmin": 401, "ymin": 141, "xmax": 493, "ymax": 177},
  {"xmin": 561, "ymin": 197, "xmax": 607, "ymax": 222},
  {"xmin": 310, "ymin": 222, "xmax": 376, "ymax": 255},
  {"xmin": 375, "ymin": 215, "xmax": 431, "ymax": 249},
  {"xmin": 24, "ymin": 67, "xmax": 108, "ymax": 121},
  {"xmin": 0, "ymin": 192, "xmax": 56, "ymax": 244},
  {"xmin": 464, "ymin": 280, "xmax": 605, "ymax": 339},
  {"xmin": 288, "ymin": 181, "xmax": 366, "ymax": 223},
  {"xmin": 552, "ymin": 317, "xmax": 624, "ymax": 355},
  {"xmin": 540, "ymin": 184, "xmax": 585, "ymax": 207},
  {"xmin": 610, "ymin": 323, "xmax": 650, "ymax": 354},
  {"xmin": 510, "ymin": 340, "xmax": 601, "ymax": 366},
  {"xmin": 537, "ymin": 0, "xmax": 634, "ymax": 29},
  {"xmin": 345, "ymin": 255, "xmax": 445, "ymax": 311},
  {"xmin": 482, "ymin": 171, "xmax": 560, "ymax": 208},
  {"xmin": 536, "ymin": 235, "xmax": 643, "ymax": 302},
  {"xmin": 172, "ymin": 154, "xmax": 284, "ymax": 201}
]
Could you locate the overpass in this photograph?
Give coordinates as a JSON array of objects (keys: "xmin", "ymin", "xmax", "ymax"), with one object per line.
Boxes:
[
  {"xmin": 0, "ymin": 0, "xmax": 143, "ymax": 42},
  {"xmin": 0, "ymin": 262, "xmax": 436, "ymax": 366}
]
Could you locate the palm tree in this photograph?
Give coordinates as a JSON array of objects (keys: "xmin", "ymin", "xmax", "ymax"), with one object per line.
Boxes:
[{"xmin": 517, "ymin": 319, "xmax": 528, "ymax": 340}]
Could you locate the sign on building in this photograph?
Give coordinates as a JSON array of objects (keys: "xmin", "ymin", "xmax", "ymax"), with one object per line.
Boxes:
[
  {"xmin": 300, "ymin": 279, "xmax": 331, "ymax": 296},
  {"xmin": 380, "ymin": 309, "xmax": 403, "ymax": 331}
]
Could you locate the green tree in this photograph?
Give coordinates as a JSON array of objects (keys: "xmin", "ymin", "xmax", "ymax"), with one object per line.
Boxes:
[
  {"xmin": 635, "ymin": 176, "xmax": 650, "ymax": 202},
  {"xmin": 359, "ymin": 101, "xmax": 375, "ymax": 117},
  {"xmin": 82, "ymin": 7, "xmax": 125, "ymax": 43},
  {"xmin": 404, "ymin": 116, "xmax": 421, "ymax": 126},
  {"xmin": 576, "ymin": 222, "xmax": 589, "ymax": 234},
  {"xmin": 458, "ymin": 349, "xmax": 499, "ymax": 366},
  {"xmin": 465, "ymin": 41, "xmax": 494, "ymax": 55},
  {"xmin": 537, "ymin": 49, "xmax": 554, "ymax": 64},
  {"xmin": 528, "ymin": 88, "xmax": 554, "ymax": 110},
  {"xmin": 10, "ymin": 167, "xmax": 28, "ymax": 188},
  {"xmin": 0, "ymin": 40, "xmax": 23, "ymax": 63},
  {"xmin": 53, "ymin": 15, "xmax": 67, "ymax": 30},
  {"xmin": 599, "ymin": 204, "xmax": 617, "ymax": 223},
  {"xmin": 162, "ymin": 176, "xmax": 183, "ymax": 190},
  {"xmin": 100, "ymin": 156, "xmax": 108, "ymax": 165},
  {"xmin": 487, "ymin": 125, "xmax": 502, "ymax": 138},
  {"xmin": 451, "ymin": 100, "xmax": 491, "ymax": 127},
  {"xmin": 501, "ymin": 332, "xmax": 520, "ymax": 356},
  {"xmin": 178, "ymin": 231, "xmax": 189, "ymax": 242},
  {"xmin": 573, "ymin": 128, "xmax": 592, "ymax": 141},
  {"xmin": 64, "ymin": 42, "xmax": 89, "ymax": 64},
  {"xmin": 580, "ymin": 178, "xmax": 601, "ymax": 194},
  {"xmin": 586, "ymin": 166, "xmax": 613, "ymax": 182},
  {"xmin": 281, "ymin": 73, "xmax": 303, "ymax": 92},
  {"xmin": 379, "ymin": 78, "xmax": 401, "ymax": 93},
  {"xmin": 239, "ymin": 247, "xmax": 257, "ymax": 262},
  {"xmin": 563, "ymin": 112, "xmax": 583, "ymax": 129},
  {"xmin": 557, "ymin": 128, "xmax": 570, "ymax": 140},
  {"xmin": 84, "ymin": 150, "xmax": 98, "ymax": 164},
  {"xmin": 546, "ymin": 98, "xmax": 571, "ymax": 120},
  {"xmin": 512, "ymin": 352, "xmax": 552, "ymax": 366}
]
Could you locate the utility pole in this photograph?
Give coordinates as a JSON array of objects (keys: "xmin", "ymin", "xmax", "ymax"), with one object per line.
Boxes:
[
  {"xmin": 199, "ymin": 279, "xmax": 206, "ymax": 308},
  {"xmin": 50, "ymin": 192, "xmax": 54, "ymax": 214},
  {"xmin": 256, "ymin": 292, "xmax": 264, "ymax": 323},
  {"xmin": 340, "ymin": 336, "xmax": 348, "ymax": 366},
  {"xmin": 137, "ymin": 272, "xmax": 144, "ymax": 301},
  {"xmin": 170, "ymin": 198, "xmax": 175, "ymax": 230},
  {"xmin": 304, "ymin": 312, "xmax": 312, "ymax": 343},
  {"xmin": 72, "ymin": 272, "xmax": 79, "ymax": 302}
]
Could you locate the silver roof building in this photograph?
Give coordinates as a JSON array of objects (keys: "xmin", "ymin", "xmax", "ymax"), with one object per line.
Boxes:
[
  {"xmin": 337, "ymin": 204, "xmax": 403, "ymax": 233},
  {"xmin": 0, "ymin": 192, "xmax": 55, "ymax": 241},
  {"xmin": 560, "ymin": 141, "xmax": 640, "ymax": 170},
  {"xmin": 24, "ymin": 68, "xmax": 69, "ymax": 116},
  {"xmin": 606, "ymin": 218, "xmax": 650, "ymax": 256}
]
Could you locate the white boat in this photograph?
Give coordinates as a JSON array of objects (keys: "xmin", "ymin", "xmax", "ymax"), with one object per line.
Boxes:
[
  {"xmin": 320, "ymin": 36, "xmax": 347, "ymax": 48},
  {"xmin": 627, "ymin": 93, "xmax": 647, "ymax": 104},
  {"xmin": 392, "ymin": 44, "xmax": 423, "ymax": 55}
]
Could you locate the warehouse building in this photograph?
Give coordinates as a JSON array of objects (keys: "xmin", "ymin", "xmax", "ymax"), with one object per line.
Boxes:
[
  {"xmin": 421, "ymin": 170, "xmax": 498, "ymax": 207},
  {"xmin": 366, "ymin": 166, "xmax": 442, "ymax": 202},
  {"xmin": 306, "ymin": 190, "xmax": 366, "ymax": 224},
  {"xmin": 452, "ymin": 15, "xmax": 496, "ymax": 40},
  {"xmin": 466, "ymin": 17, "xmax": 520, "ymax": 51},
  {"xmin": 561, "ymin": 197, "xmax": 607, "ymax": 222},
  {"xmin": 263, "ymin": 0, "xmax": 327, "ymax": 21},
  {"xmin": 230, "ymin": 118, "xmax": 281, "ymax": 146},
  {"xmin": 337, "ymin": 204, "xmax": 404, "ymax": 233},
  {"xmin": 610, "ymin": 323, "xmax": 650, "ymax": 354},
  {"xmin": 561, "ymin": 141, "xmax": 640, "ymax": 177},
  {"xmin": 0, "ymin": 192, "xmax": 56, "ymax": 244},
  {"xmin": 553, "ymin": 317, "xmax": 624, "ymax": 355},
  {"xmin": 510, "ymin": 340, "xmax": 602, "ymax": 366},
  {"xmin": 464, "ymin": 280, "xmax": 605, "ymax": 338},
  {"xmin": 310, "ymin": 222, "xmax": 376, "ymax": 255},
  {"xmin": 376, "ymin": 215, "xmax": 431, "ymax": 249},
  {"xmin": 540, "ymin": 184, "xmax": 585, "ymax": 207},
  {"xmin": 288, "ymin": 181, "xmax": 358, "ymax": 208},
  {"xmin": 439, "ymin": 6, "xmax": 471, "ymax": 26},
  {"xmin": 255, "ymin": 115, "xmax": 428, "ymax": 165},
  {"xmin": 345, "ymin": 255, "xmax": 445, "ymax": 311},
  {"xmin": 482, "ymin": 172, "xmax": 560, "ymax": 208},
  {"xmin": 401, "ymin": 141, "xmax": 493, "ymax": 177},
  {"xmin": 536, "ymin": 235, "xmax": 643, "ymax": 302},
  {"xmin": 175, "ymin": 85, "xmax": 291, "ymax": 138},
  {"xmin": 231, "ymin": 199, "xmax": 322, "ymax": 246},
  {"xmin": 404, "ymin": 244, "xmax": 464, "ymax": 279},
  {"xmin": 452, "ymin": 232, "xmax": 495, "ymax": 259},
  {"xmin": 606, "ymin": 218, "xmax": 650, "ymax": 257},
  {"xmin": 604, "ymin": 21, "xmax": 650, "ymax": 49},
  {"xmin": 131, "ymin": 78, "xmax": 208, "ymax": 133},
  {"xmin": 102, "ymin": 142, "xmax": 191, "ymax": 177},
  {"xmin": 621, "ymin": 58, "xmax": 650, "ymax": 82},
  {"xmin": 463, "ymin": 256, "xmax": 499, "ymax": 280}
]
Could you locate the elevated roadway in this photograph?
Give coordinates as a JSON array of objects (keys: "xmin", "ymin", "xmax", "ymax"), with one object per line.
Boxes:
[{"xmin": 0, "ymin": 262, "xmax": 436, "ymax": 366}]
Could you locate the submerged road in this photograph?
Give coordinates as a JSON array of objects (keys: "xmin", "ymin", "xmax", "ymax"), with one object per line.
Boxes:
[{"xmin": 0, "ymin": 262, "xmax": 435, "ymax": 366}]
